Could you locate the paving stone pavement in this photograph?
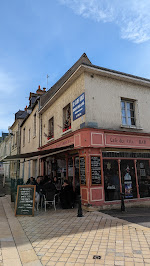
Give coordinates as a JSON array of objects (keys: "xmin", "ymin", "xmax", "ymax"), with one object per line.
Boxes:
[
  {"xmin": 18, "ymin": 207, "xmax": 150, "ymax": 266},
  {"xmin": 0, "ymin": 196, "xmax": 42, "ymax": 266},
  {"xmin": 101, "ymin": 208, "xmax": 150, "ymax": 228},
  {"xmin": 0, "ymin": 196, "xmax": 150, "ymax": 265}
]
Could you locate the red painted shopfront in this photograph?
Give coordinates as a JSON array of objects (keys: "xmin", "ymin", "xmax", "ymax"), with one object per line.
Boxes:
[{"xmin": 39, "ymin": 128, "xmax": 150, "ymax": 208}]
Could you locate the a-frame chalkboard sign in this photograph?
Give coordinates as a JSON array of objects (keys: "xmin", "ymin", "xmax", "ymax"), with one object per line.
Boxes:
[{"xmin": 15, "ymin": 185, "xmax": 36, "ymax": 216}]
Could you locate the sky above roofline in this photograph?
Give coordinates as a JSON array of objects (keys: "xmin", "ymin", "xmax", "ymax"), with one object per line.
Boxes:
[{"xmin": 0, "ymin": 0, "xmax": 150, "ymax": 135}]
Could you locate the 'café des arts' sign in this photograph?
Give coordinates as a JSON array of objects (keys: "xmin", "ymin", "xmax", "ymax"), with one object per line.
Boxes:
[{"xmin": 105, "ymin": 133, "xmax": 150, "ymax": 149}]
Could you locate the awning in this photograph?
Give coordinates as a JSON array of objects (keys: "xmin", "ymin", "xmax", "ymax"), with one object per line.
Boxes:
[{"xmin": 2, "ymin": 144, "xmax": 74, "ymax": 162}]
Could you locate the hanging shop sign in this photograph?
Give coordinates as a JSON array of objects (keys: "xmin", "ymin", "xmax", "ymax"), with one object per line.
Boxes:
[{"xmin": 72, "ymin": 93, "xmax": 85, "ymax": 121}]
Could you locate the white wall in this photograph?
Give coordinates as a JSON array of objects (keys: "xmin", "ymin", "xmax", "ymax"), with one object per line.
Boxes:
[{"xmin": 85, "ymin": 72, "xmax": 150, "ymax": 133}]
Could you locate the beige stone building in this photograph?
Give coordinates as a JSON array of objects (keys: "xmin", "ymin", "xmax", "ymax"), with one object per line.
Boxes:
[
  {"xmin": 38, "ymin": 53, "xmax": 150, "ymax": 208},
  {"xmin": 2, "ymin": 53, "xmax": 150, "ymax": 208},
  {"xmin": 9, "ymin": 113, "xmax": 23, "ymax": 180},
  {"xmin": 0, "ymin": 133, "xmax": 10, "ymax": 185},
  {"xmin": 20, "ymin": 102, "xmax": 40, "ymax": 182},
  {"xmin": 20, "ymin": 88, "xmax": 46, "ymax": 183}
]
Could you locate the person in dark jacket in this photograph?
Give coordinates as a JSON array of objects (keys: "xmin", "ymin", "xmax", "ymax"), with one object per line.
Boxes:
[
  {"xmin": 26, "ymin": 177, "xmax": 35, "ymax": 185},
  {"xmin": 35, "ymin": 176, "xmax": 43, "ymax": 193},
  {"xmin": 60, "ymin": 179, "xmax": 74, "ymax": 209},
  {"xmin": 43, "ymin": 178, "xmax": 56, "ymax": 195}
]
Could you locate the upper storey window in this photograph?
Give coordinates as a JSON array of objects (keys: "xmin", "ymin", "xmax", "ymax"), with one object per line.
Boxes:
[
  {"xmin": 23, "ymin": 128, "xmax": 25, "ymax": 146},
  {"xmin": 121, "ymin": 99, "xmax": 135, "ymax": 126},
  {"xmin": 48, "ymin": 117, "xmax": 54, "ymax": 140},
  {"xmin": 33, "ymin": 113, "xmax": 36, "ymax": 137},
  {"xmin": 63, "ymin": 103, "xmax": 71, "ymax": 132},
  {"xmin": 28, "ymin": 128, "xmax": 31, "ymax": 143}
]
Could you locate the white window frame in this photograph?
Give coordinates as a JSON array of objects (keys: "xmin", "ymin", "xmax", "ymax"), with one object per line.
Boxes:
[{"xmin": 121, "ymin": 99, "xmax": 136, "ymax": 127}]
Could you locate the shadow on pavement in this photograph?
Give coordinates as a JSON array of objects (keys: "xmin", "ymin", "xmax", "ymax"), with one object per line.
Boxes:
[{"xmin": 101, "ymin": 207, "xmax": 150, "ymax": 228}]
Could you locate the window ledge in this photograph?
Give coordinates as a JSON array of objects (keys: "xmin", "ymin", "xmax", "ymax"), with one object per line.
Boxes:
[
  {"xmin": 120, "ymin": 125, "xmax": 143, "ymax": 130},
  {"xmin": 47, "ymin": 137, "xmax": 54, "ymax": 142},
  {"xmin": 61, "ymin": 128, "xmax": 72, "ymax": 136}
]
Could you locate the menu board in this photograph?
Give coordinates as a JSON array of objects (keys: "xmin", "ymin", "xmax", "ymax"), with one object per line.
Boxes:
[
  {"xmin": 80, "ymin": 157, "xmax": 86, "ymax": 185},
  {"xmin": 91, "ymin": 156, "xmax": 101, "ymax": 185},
  {"xmin": 15, "ymin": 185, "xmax": 36, "ymax": 216}
]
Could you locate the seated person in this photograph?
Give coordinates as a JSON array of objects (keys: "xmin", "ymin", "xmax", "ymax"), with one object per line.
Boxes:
[
  {"xmin": 42, "ymin": 175, "xmax": 49, "ymax": 185},
  {"xmin": 53, "ymin": 176, "xmax": 61, "ymax": 192},
  {"xmin": 42, "ymin": 178, "xmax": 57, "ymax": 207},
  {"xmin": 43, "ymin": 178, "xmax": 56, "ymax": 194},
  {"xmin": 35, "ymin": 176, "xmax": 43, "ymax": 210},
  {"xmin": 60, "ymin": 179, "xmax": 74, "ymax": 209},
  {"xmin": 39, "ymin": 176, "xmax": 45, "ymax": 186},
  {"xmin": 26, "ymin": 177, "xmax": 35, "ymax": 185}
]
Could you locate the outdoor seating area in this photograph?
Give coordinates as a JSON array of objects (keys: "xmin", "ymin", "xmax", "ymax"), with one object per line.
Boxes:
[{"xmin": 26, "ymin": 175, "xmax": 77, "ymax": 212}]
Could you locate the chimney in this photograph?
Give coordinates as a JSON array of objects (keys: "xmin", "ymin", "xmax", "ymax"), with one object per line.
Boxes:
[
  {"xmin": 25, "ymin": 105, "xmax": 27, "ymax": 111},
  {"xmin": 36, "ymin": 85, "xmax": 42, "ymax": 94},
  {"xmin": 36, "ymin": 85, "xmax": 46, "ymax": 95}
]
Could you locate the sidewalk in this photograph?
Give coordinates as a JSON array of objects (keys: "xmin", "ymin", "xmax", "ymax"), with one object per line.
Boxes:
[
  {"xmin": 0, "ymin": 196, "xmax": 150, "ymax": 266},
  {"xmin": 101, "ymin": 208, "xmax": 150, "ymax": 228},
  {"xmin": 0, "ymin": 196, "xmax": 42, "ymax": 266}
]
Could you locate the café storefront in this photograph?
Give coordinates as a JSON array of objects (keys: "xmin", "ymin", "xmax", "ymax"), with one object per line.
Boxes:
[{"xmin": 39, "ymin": 128, "xmax": 150, "ymax": 208}]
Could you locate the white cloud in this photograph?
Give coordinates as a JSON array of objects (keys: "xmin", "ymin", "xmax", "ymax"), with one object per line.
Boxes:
[{"xmin": 59, "ymin": 0, "xmax": 150, "ymax": 43}]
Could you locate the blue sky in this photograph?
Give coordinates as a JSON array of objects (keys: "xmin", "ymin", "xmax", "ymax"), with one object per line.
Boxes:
[{"xmin": 1, "ymin": 0, "xmax": 150, "ymax": 135}]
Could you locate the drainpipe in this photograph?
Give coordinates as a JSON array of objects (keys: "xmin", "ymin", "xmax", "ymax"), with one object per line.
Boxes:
[{"xmin": 22, "ymin": 159, "xmax": 25, "ymax": 182}]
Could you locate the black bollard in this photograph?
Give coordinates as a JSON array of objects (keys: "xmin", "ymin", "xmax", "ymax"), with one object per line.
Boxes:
[
  {"xmin": 120, "ymin": 192, "xmax": 125, "ymax": 212},
  {"xmin": 77, "ymin": 195, "xmax": 83, "ymax": 217}
]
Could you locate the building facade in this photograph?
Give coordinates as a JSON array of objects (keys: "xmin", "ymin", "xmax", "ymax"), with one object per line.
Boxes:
[
  {"xmin": 20, "ymin": 87, "xmax": 46, "ymax": 182},
  {"xmin": 38, "ymin": 53, "xmax": 150, "ymax": 208},
  {"xmin": 2, "ymin": 53, "xmax": 150, "ymax": 208}
]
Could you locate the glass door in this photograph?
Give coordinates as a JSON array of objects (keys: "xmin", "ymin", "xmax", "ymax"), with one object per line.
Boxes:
[
  {"xmin": 103, "ymin": 159, "xmax": 120, "ymax": 201},
  {"xmin": 120, "ymin": 160, "xmax": 137, "ymax": 199}
]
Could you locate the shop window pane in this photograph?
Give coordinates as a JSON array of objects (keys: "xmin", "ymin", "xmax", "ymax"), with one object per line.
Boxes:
[
  {"xmin": 75, "ymin": 157, "xmax": 80, "ymax": 194},
  {"xmin": 137, "ymin": 160, "xmax": 150, "ymax": 198},
  {"xmin": 120, "ymin": 160, "xmax": 137, "ymax": 199},
  {"xmin": 68, "ymin": 157, "xmax": 73, "ymax": 186},
  {"xmin": 103, "ymin": 160, "xmax": 120, "ymax": 201}
]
